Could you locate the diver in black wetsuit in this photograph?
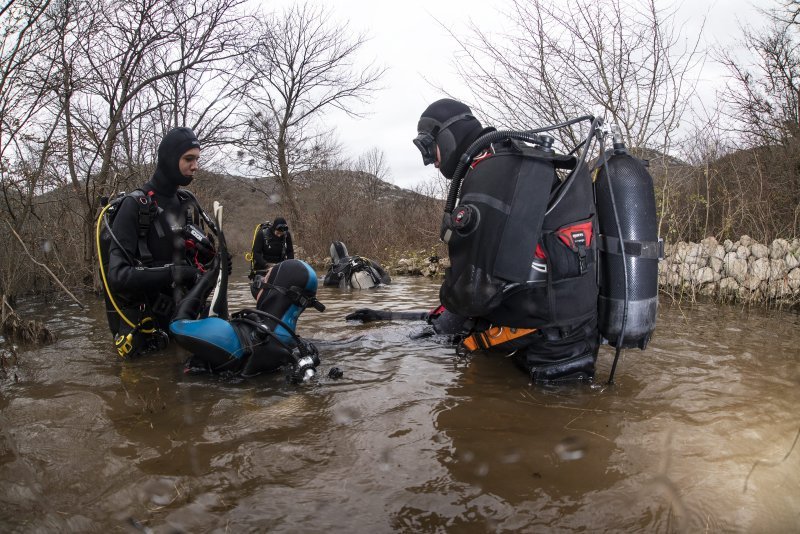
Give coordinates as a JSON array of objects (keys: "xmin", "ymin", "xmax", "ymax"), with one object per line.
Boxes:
[
  {"xmin": 251, "ymin": 216, "xmax": 294, "ymax": 272},
  {"xmin": 348, "ymin": 98, "xmax": 601, "ymax": 383},
  {"xmin": 170, "ymin": 256, "xmax": 325, "ymax": 382},
  {"xmin": 322, "ymin": 241, "xmax": 391, "ymax": 289},
  {"xmin": 98, "ymin": 127, "xmax": 218, "ymax": 358}
]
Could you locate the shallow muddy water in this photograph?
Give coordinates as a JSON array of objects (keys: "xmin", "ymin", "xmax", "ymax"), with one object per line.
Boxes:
[{"xmin": 1, "ymin": 271, "xmax": 799, "ymax": 533}]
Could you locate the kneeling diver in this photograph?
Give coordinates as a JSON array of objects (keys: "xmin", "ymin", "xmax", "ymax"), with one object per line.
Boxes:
[
  {"xmin": 323, "ymin": 241, "xmax": 391, "ymax": 289},
  {"xmin": 170, "ymin": 250, "xmax": 326, "ymax": 382}
]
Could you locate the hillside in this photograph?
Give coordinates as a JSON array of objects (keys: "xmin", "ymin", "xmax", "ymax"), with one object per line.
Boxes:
[{"xmin": 188, "ymin": 168, "xmax": 444, "ymax": 265}]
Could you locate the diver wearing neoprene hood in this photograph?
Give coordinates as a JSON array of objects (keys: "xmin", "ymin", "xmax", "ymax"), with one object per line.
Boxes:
[
  {"xmin": 413, "ymin": 98, "xmax": 494, "ymax": 179},
  {"xmin": 420, "ymin": 98, "xmax": 600, "ymax": 381},
  {"xmin": 171, "ymin": 258, "xmax": 324, "ymax": 381},
  {"xmin": 99, "ymin": 127, "xmax": 217, "ymax": 358},
  {"xmin": 349, "ymin": 99, "xmax": 599, "ymax": 382},
  {"xmin": 352, "ymin": 98, "xmax": 660, "ymax": 384}
]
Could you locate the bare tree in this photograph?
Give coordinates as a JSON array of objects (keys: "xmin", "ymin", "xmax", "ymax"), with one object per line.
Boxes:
[
  {"xmin": 42, "ymin": 0, "xmax": 249, "ymax": 269},
  {"xmin": 0, "ymin": 0, "xmax": 62, "ymax": 300},
  {"xmin": 353, "ymin": 146, "xmax": 391, "ymax": 201},
  {"xmin": 718, "ymin": 23, "xmax": 800, "ymax": 146},
  {"xmin": 0, "ymin": 0, "xmax": 57, "ymax": 230},
  {"xmin": 714, "ymin": 0, "xmax": 800, "ymax": 239},
  {"xmin": 355, "ymin": 147, "xmax": 390, "ymax": 181},
  {"xmin": 447, "ymin": 0, "xmax": 702, "ymax": 152},
  {"xmin": 239, "ymin": 1, "xmax": 385, "ymax": 225}
]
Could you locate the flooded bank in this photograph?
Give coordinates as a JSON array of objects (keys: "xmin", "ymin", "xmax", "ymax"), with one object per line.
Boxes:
[{"xmin": 1, "ymin": 274, "xmax": 799, "ymax": 532}]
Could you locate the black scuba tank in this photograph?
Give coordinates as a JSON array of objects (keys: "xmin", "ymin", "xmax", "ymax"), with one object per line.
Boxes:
[{"xmin": 594, "ymin": 138, "xmax": 661, "ymax": 349}]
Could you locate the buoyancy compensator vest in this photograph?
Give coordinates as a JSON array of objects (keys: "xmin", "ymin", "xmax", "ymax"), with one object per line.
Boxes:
[
  {"xmin": 440, "ymin": 134, "xmax": 598, "ymax": 331},
  {"xmin": 594, "ymin": 133, "xmax": 662, "ymax": 350},
  {"xmin": 322, "ymin": 241, "xmax": 389, "ymax": 289},
  {"xmin": 438, "ymin": 115, "xmax": 662, "ymax": 382},
  {"xmin": 96, "ymin": 186, "xmax": 210, "ymax": 357},
  {"xmin": 96, "ymin": 189, "xmax": 162, "ymax": 356},
  {"xmin": 173, "ymin": 259, "xmax": 325, "ymax": 381}
]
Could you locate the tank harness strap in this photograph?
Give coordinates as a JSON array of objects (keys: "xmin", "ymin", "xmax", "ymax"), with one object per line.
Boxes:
[
  {"xmin": 351, "ymin": 256, "xmax": 381, "ymax": 285},
  {"xmin": 462, "ymin": 326, "xmax": 537, "ymax": 352},
  {"xmin": 260, "ymin": 283, "xmax": 326, "ymax": 312},
  {"xmin": 261, "ymin": 222, "xmax": 272, "ymax": 241},
  {"xmin": 230, "ymin": 316, "xmax": 280, "ymax": 355},
  {"xmin": 180, "ymin": 192, "xmax": 199, "ymax": 227},
  {"xmin": 597, "ymin": 235, "xmax": 664, "ymax": 259},
  {"xmin": 131, "ymin": 189, "xmax": 158, "ymax": 266},
  {"xmin": 231, "ymin": 308, "xmax": 316, "ymax": 361}
]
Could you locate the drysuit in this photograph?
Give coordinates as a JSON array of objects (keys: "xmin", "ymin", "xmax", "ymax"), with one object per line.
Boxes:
[
  {"xmin": 322, "ymin": 241, "xmax": 391, "ymax": 289},
  {"xmin": 101, "ymin": 127, "xmax": 211, "ymax": 357},
  {"xmin": 252, "ymin": 216, "xmax": 294, "ymax": 271},
  {"xmin": 171, "ymin": 258, "xmax": 324, "ymax": 380}
]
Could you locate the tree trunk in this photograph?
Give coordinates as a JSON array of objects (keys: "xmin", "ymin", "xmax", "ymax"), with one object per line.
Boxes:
[{"xmin": 276, "ymin": 130, "xmax": 301, "ymax": 226}]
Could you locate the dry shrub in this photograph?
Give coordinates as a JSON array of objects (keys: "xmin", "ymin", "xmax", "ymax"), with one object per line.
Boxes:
[
  {"xmin": 652, "ymin": 144, "xmax": 800, "ymax": 244},
  {"xmin": 1, "ymin": 295, "xmax": 55, "ymax": 345}
]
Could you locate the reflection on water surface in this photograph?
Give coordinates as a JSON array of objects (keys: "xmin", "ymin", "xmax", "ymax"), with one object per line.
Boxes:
[{"xmin": 1, "ymin": 273, "xmax": 799, "ymax": 532}]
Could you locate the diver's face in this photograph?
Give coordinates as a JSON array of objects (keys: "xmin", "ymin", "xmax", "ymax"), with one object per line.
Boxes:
[
  {"xmin": 256, "ymin": 266, "xmax": 273, "ymax": 303},
  {"xmin": 179, "ymin": 148, "xmax": 201, "ymax": 179}
]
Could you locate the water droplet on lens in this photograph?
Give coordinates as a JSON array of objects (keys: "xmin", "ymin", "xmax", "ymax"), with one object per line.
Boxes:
[
  {"xmin": 333, "ymin": 405, "xmax": 361, "ymax": 424},
  {"xmin": 500, "ymin": 449, "xmax": 522, "ymax": 463},
  {"xmin": 554, "ymin": 436, "xmax": 585, "ymax": 461}
]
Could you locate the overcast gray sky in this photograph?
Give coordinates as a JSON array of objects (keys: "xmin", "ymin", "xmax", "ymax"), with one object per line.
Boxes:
[{"xmin": 272, "ymin": 0, "xmax": 766, "ymax": 189}]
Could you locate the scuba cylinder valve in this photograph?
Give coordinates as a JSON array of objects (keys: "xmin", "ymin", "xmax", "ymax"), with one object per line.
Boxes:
[{"xmin": 594, "ymin": 125, "xmax": 661, "ymax": 351}]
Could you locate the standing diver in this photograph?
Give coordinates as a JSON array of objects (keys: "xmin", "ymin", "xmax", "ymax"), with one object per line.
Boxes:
[
  {"xmin": 97, "ymin": 127, "xmax": 219, "ymax": 358},
  {"xmin": 351, "ymin": 98, "xmax": 597, "ymax": 382},
  {"xmin": 248, "ymin": 216, "xmax": 295, "ymax": 298},
  {"xmin": 348, "ymin": 98, "xmax": 660, "ymax": 383},
  {"xmin": 250, "ymin": 216, "xmax": 294, "ymax": 274},
  {"xmin": 170, "ymin": 225, "xmax": 325, "ymax": 382}
]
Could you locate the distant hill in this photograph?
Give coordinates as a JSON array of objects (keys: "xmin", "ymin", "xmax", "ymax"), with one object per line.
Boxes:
[{"xmin": 189, "ymin": 168, "xmax": 442, "ymax": 263}]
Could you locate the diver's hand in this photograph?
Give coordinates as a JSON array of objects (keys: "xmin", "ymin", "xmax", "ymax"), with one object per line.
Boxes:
[
  {"xmin": 345, "ymin": 308, "xmax": 393, "ymax": 323},
  {"xmin": 170, "ymin": 264, "xmax": 200, "ymax": 287}
]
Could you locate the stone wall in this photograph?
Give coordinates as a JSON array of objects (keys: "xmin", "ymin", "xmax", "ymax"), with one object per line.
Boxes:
[
  {"xmin": 660, "ymin": 236, "xmax": 800, "ymax": 305},
  {"xmin": 390, "ymin": 236, "xmax": 800, "ymax": 308},
  {"xmin": 392, "ymin": 254, "xmax": 447, "ymax": 278}
]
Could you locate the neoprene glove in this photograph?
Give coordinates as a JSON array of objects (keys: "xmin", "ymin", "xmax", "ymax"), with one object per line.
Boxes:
[
  {"xmin": 345, "ymin": 308, "xmax": 393, "ymax": 323},
  {"xmin": 170, "ymin": 264, "xmax": 200, "ymax": 287}
]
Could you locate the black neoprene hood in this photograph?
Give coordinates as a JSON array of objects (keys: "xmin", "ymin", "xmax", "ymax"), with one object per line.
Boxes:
[
  {"xmin": 157, "ymin": 127, "xmax": 201, "ymax": 187},
  {"xmin": 417, "ymin": 99, "xmax": 484, "ymax": 179}
]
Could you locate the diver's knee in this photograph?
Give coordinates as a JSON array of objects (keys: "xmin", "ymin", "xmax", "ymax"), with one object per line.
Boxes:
[
  {"xmin": 512, "ymin": 324, "xmax": 599, "ymax": 383},
  {"xmin": 518, "ymin": 352, "xmax": 597, "ymax": 383}
]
